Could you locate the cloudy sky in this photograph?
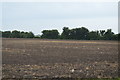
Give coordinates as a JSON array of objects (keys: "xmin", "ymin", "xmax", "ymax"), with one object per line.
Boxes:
[{"xmin": 1, "ymin": 2, "xmax": 118, "ymax": 35}]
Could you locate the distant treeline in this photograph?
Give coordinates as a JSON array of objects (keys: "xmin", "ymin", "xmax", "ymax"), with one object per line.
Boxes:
[
  {"xmin": 1, "ymin": 31, "xmax": 34, "ymax": 38},
  {"xmin": 1, "ymin": 27, "xmax": 120, "ymax": 40}
]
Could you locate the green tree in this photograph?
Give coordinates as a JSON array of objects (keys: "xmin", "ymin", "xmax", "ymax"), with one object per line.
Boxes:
[
  {"xmin": 61, "ymin": 27, "xmax": 70, "ymax": 39},
  {"xmin": 11, "ymin": 30, "xmax": 20, "ymax": 38},
  {"xmin": 111, "ymin": 34, "xmax": 118, "ymax": 40},
  {"xmin": 69, "ymin": 27, "xmax": 89, "ymax": 40},
  {"xmin": 100, "ymin": 30, "xmax": 105, "ymax": 40},
  {"xmin": 27, "ymin": 32, "xmax": 34, "ymax": 38},
  {"xmin": 88, "ymin": 31, "xmax": 100, "ymax": 40},
  {"xmin": 100, "ymin": 30, "xmax": 105, "ymax": 36},
  {"xmin": 118, "ymin": 33, "xmax": 120, "ymax": 40},
  {"xmin": 79, "ymin": 27, "xmax": 89, "ymax": 40},
  {"xmin": 2, "ymin": 31, "xmax": 11, "ymax": 38},
  {"xmin": 103, "ymin": 29, "xmax": 114, "ymax": 40},
  {"xmin": 41, "ymin": 29, "xmax": 59, "ymax": 39},
  {"xmin": 0, "ymin": 31, "xmax": 2, "ymax": 37},
  {"xmin": 20, "ymin": 31, "xmax": 25, "ymax": 38}
]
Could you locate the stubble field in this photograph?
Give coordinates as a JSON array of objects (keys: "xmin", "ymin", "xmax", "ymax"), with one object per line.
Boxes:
[{"xmin": 2, "ymin": 38, "xmax": 119, "ymax": 79}]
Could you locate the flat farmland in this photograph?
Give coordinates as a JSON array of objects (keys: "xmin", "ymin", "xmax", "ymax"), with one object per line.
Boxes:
[{"xmin": 2, "ymin": 38, "xmax": 118, "ymax": 79}]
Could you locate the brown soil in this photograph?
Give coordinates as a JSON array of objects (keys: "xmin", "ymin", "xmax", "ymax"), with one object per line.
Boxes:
[{"xmin": 2, "ymin": 38, "xmax": 118, "ymax": 79}]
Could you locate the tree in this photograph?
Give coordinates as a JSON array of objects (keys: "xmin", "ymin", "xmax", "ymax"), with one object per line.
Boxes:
[
  {"xmin": 69, "ymin": 29, "xmax": 77, "ymax": 39},
  {"xmin": 69, "ymin": 27, "xmax": 89, "ymax": 40},
  {"xmin": 1, "ymin": 27, "xmax": 118, "ymax": 40},
  {"xmin": 79, "ymin": 27, "xmax": 89, "ymax": 40},
  {"xmin": 103, "ymin": 29, "xmax": 114, "ymax": 40},
  {"xmin": 100, "ymin": 30, "xmax": 105, "ymax": 36},
  {"xmin": 11, "ymin": 30, "xmax": 20, "ymax": 38},
  {"xmin": 111, "ymin": 34, "xmax": 118, "ymax": 40},
  {"xmin": 2, "ymin": 31, "xmax": 11, "ymax": 38},
  {"xmin": 118, "ymin": 33, "xmax": 120, "ymax": 40},
  {"xmin": 100, "ymin": 30, "xmax": 105, "ymax": 40},
  {"xmin": 88, "ymin": 31, "xmax": 100, "ymax": 40},
  {"xmin": 61, "ymin": 27, "xmax": 70, "ymax": 39},
  {"xmin": 41, "ymin": 29, "xmax": 59, "ymax": 39},
  {"xmin": 20, "ymin": 31, "xmax": 25, "ymax": 38},
  {"xmin": 27, "ymin": 32, "xmax": 34, "ymax": 38},
  {"xmin": 0, "ymin": 31, "xmax": 2, "ymax": 37}
]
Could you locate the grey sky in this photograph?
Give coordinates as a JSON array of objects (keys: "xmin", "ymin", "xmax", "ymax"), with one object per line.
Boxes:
[{"xmin": 1, "ymin": 2, "xmax": 118, "ymax": 35}]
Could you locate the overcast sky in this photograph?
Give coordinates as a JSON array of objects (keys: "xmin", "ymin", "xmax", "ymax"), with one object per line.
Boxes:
[{"xmin": 1, "ymin": 2, "xmax": 118, "ymax": 35}]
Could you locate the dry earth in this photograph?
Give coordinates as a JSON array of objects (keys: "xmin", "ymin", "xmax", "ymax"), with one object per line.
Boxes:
[{"xmin": 2, "ymin": 38, "xmax": 119, "ymax": 79}]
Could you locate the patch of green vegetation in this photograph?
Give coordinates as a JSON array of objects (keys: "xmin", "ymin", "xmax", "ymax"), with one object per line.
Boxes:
[{"xmin": 1, "ymin": 26, "xmax": 119, "ymax": 40}]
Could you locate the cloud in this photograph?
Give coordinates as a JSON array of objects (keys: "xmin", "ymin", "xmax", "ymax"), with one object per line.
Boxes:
[{"xmin": 1, "ymin": 2, "xmax": 118, "ymax": 34}]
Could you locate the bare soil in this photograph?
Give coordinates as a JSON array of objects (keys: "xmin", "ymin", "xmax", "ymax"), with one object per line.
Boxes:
[{"xmin": 2, "ymin": 38, "xmax": 118, "ymax": 79}]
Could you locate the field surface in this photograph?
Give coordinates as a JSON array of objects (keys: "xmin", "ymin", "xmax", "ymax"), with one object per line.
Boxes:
[{"xmin": 2, "ymin": 38, "xmax": 118, "ymax": 79}]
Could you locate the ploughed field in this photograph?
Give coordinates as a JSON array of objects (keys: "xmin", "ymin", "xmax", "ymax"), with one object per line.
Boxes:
[{"xmin": 2, "ymin": 38, "xmax": 118, "ymax": 79}]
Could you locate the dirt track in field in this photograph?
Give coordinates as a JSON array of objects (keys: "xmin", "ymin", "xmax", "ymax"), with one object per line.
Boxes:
[{"xmin": 2, "ymin": 38, "xmax": 118, "ymax": 79}]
